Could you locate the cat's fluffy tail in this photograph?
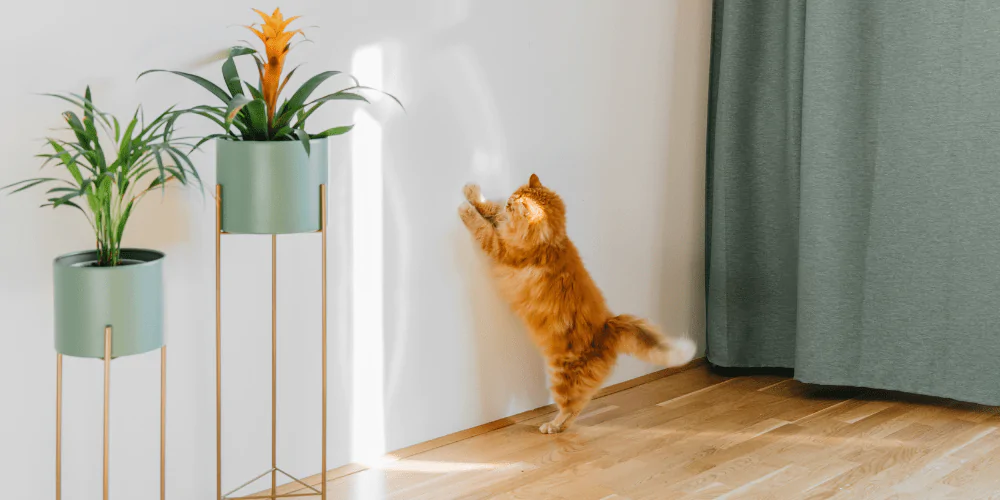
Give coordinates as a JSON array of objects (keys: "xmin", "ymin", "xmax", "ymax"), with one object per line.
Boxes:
[{"xmin": 607, "ymin": 314, "xmax": 697, "ymax": 367}]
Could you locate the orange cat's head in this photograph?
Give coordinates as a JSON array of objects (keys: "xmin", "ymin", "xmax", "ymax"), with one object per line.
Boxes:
[{"xmin": 499, "ymin": 174, "xmax": 567, "ymax": 246}]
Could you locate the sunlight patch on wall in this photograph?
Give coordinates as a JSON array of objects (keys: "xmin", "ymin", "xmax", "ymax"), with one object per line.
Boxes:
[{"xmin": 350, "ymin": 44, "xmax": 387, "ymax": 464}]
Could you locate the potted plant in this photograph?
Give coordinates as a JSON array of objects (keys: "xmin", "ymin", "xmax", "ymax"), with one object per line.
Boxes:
[
  {"xmin": 3, "ymin": 88, "xmax": 200, "ymax": 358},
  {"xmin": 141, "ymin": 8, "xmax": 401, "ymax": 234}
]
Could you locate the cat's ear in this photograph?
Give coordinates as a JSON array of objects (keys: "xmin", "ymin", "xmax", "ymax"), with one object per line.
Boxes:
[{"xmin": 529, "ymin": 173, "xmax": 542, "ymax": 188}]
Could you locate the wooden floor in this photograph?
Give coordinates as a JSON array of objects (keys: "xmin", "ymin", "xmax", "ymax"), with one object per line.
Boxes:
[{"xmin": 283, "ymin": 364, "xmax": 1000, "ymax": 499}]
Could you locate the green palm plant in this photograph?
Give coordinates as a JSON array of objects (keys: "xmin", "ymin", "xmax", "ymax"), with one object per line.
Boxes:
[
  {"xmin": 2, "ymin": 87, "xmax": 200, "ymax": 266},
  {"xmin": 139, "ymin": 8, "xmax": 401, "ymax": 155}
]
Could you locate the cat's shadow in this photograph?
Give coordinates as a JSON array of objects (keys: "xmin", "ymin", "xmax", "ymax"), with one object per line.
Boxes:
[{"xmin": 453, "ymin": 223, "xmax": 550, "ymax": 420}]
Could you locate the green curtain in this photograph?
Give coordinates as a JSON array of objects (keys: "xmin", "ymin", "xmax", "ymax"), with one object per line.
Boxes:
[{"xmin": 707, "ymin": 0, "xmax": 1000, "ymax": 406}]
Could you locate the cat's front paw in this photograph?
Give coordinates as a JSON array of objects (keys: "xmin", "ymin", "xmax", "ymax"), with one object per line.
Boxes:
[
  {"xmin": 463, "ymin": 183, "xmax": 484, "ymax": 204},
  {"xmin": 458, "ymin": 201, "xmax": 481, "ymax": 226},
  {"xmin": 539, "ymin": 421, "xmax": 565, "ymax": 434}
]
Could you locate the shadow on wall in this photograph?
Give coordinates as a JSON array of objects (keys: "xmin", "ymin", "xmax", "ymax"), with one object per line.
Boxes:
[
  {"xmin": 455, "ymin": 226, "xmax": 550, "ymax": 419},
  {"xmin": 441, "ymin": 21, "xmax": 549, "ymax": 418}
]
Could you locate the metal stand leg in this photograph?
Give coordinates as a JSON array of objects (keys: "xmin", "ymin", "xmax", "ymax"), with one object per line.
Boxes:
[
  {"xmin": 103, "ymin": 326, "xmax": 112, "ymax": 500},
  {"xmin": 321, "ymin": 184, "xmax": 328, "ymax": 500},
  {"xmin": 56, "ymin": 353, "xmax": 62, "ymax": 500},
  {"xmin": 271, "ymin": 233, "xmax": 277, "ymax": 500},
  {"xmin": 161, "ymin": 345, "xmax": 167, "ymax": 500},
  {"xmin": 216, "ymin": 185, "xmax": 223, "ymax": 500}
]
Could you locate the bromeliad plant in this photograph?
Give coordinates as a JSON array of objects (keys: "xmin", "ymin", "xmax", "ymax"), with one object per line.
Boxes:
[
  {"xmin": 2, "ymin": 88, "xmax": 200, "ymax": 266},
  {"xmin": 141, "ymin": 8, "xmax": 401, "ymax": 154}
]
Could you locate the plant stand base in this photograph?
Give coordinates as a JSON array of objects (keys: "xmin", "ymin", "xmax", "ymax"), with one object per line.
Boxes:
[{"xmin": 223, "ymin": 467, "xmax": 323, "ymax": 499}]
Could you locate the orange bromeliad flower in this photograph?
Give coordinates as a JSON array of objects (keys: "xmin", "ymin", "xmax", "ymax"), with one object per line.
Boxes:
[
  {"xmin": 246, "ymin": 8, "xmax": 303, "ymax": 124},
  {"xmin": 145, "ymin": 6, "xmax": 400, "ymax": 144}
]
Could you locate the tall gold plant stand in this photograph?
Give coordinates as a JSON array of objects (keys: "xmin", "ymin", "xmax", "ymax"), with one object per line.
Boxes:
[
  {"xmin": 215, "ymin": 185, "xmax": 328, "ymax": 500},
  {"xmin": 55, "ymin": 326, "xmax": 167, "ymax": 500}
]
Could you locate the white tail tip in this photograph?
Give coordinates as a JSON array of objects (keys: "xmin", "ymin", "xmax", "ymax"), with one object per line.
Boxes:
[{"xmin": 664, "ymin": 336, "xmax": 698, "ymax": 367}]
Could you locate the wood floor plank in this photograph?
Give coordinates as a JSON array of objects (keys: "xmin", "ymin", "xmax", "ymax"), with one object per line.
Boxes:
[{"xmin": 316, "ymin": 365, "xmax": 1000, "ymax": 499}]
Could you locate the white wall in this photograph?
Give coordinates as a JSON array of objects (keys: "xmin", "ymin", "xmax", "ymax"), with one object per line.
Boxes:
[{"xmin": 0, "ymin": 1, "xmax": 711, "ymax": 498}]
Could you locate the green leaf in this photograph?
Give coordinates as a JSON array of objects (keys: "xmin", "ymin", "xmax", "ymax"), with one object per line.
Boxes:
[
  {"xmin": 51, "ymin": 139, "xmax": 98, "ymax": 172},
  {"xmin": 228, "ymin": 46, "xmax": 257, "ymax": 58},
  {"xmin": 222, "ymin": 57, "xmax": 245, "ymax": 107},
  {"xmin": 294, "ymin": 128, "xmax": 311, "ymax": 156},
  {"xmin": 276, "ymin": 64, "xmax": 303, "ymax": 100},
  {"xmin": 310, "ymin": 124, "xmax": 355, "ymax": 139},
  {"xmin": 137, "ymin": 106, "xmax": 178, "ymax": 141},
  {"xmin": 97, "ymin": 174, "xmax": 113, "ymax": 202},
  {"xmin": 62, "ymin": 200, "xmax": 86, "ymax": 214},
  {"xmin": 70, "ymin": 92, "xmax": 116, "ymax": 128},
  {"xmin": 3, "ymin": 178, "xmax": 61, "ymax": 194},
  {"xmin": 152, "ymin": 150, "xmax": 168, "ymax": 190},
  {"xmin": 307, "ymin": 91, "xmax": 370, "ymax": 106},
  {"xmin": 275, "ymin": 71, "xmax": 351, "ymax": 128},
  {"xmin": 63, "ymin": 111, "xmax": 106, "ymax": 170},
  {"xmin": 47, "ymin": 140, "xmax": 84, "ymax": 184},
  {"xmin": 42, "ymin": 199, "xmax": 87, "ymax": 217},
  {"xmin": 295, "ymin": 91, "xmax": 369, "ymax": 128},
  {"xmin": 83, "ymin": 179, "xmax": 99, "ymax": 213},
  {"xmin": 83, "ymin": 86, "xmax": 98, "ymax": 139},
  {"xmin": 344, "ymin": 85, "xmax": 406, "ymax": 111},
  {"xmin": 159, "ymin": 147, "xmax": 187, "ymax": 184},
  {"xmin": 49, "ymin": 190, "xmax": 83, "ymax": 208},
  {"xmin": 181, "ymin": 104, "xmax": 228, "ymax": 117},
  {"xmin": 252, "ymin": 56, "xmax": 265, "ymax": 86},
  {"xmin": 138, "ymin": 69, "xmax": 231, "ymax": 104},
  {"xmin": 164, "ymin": 146, "xmax": 198, "ymax": 186},
  {"xmin": 118, "ymin": 111, "xmax": 139, "ymax": 160},
  {"xmin": 245, "ymin": 99, "xmax": 270, "ymax": 139},
  {"xmin": 42, "ymin": 93, "xmax": 114, "ymax": 130},
  {"xmin": 175, "ymin": 106, "xmax": 230, "ymax": 132},
  {"xmin": 41, "ymin": 93, "xmax": 90, "ymax": 111},
  {"xmin": 225, "ymin": 94, "xmax": 254, "ymax": 124},
  {"xmin": 271, "ymin": 125, "xmax": 293, "ymax": 138},
  {"xmin": 116, "ymin": 199, "xmax": 134, "ymax": 242},
  {"xmin": 63, "ymin": 111, "xmax": 91, "ymax": 147},
  {"xmin": 191, "ymin": 133, "xmax": 235, "ymax": 151},
  {"xmin": 244, "ymin": 81, "xmax": 264, "ymax": 101},
  {"xmin": 82, "ymin": 88, "xmax": 107, "ymax": 169}
]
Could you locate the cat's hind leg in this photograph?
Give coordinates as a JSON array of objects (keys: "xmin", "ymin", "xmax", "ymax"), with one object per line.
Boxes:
[{"xmin": 540, "ymin": 358, "xmax": 611, "ymax": 434}]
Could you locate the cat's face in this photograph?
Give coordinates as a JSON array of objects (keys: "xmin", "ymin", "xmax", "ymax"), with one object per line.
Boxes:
[{"xmin": 498, "ymin": 174, "xmax": 566, "ymax": 246}]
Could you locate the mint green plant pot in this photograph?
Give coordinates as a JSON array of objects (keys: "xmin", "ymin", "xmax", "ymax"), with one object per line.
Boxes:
[
  {"xmin": 53, "ymin": 249, "xmax": 165, "ymax": 359},
  {"xmin": 216, "ymin": 139, "xmax": 329, "ymax": 234}
]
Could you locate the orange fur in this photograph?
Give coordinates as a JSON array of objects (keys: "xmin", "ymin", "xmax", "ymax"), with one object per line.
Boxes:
[{"xmin": 459, "ymin": 174, "xmax": 695, "ymax": 433}]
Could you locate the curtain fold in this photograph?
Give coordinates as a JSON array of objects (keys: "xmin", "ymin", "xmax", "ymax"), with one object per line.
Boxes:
[{"xmin": 707, "ymin": 0, "xmax": 1000, "ymax": 405}]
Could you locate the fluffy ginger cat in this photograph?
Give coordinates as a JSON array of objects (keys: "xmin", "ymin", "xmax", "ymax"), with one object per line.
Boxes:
[{"xmin": 459, "ymin": 174, "xmax": 696, "ymax": 434}]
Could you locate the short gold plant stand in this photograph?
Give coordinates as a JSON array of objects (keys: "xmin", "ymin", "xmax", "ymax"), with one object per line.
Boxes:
[{"xmin": 53, "ymin": 247, "xmax": 169, "ymax": 500}]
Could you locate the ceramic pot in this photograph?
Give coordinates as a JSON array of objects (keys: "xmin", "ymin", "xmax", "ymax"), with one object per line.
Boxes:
[
  {"xmin": 216, "ymin": 139, "xmax": 329, "ymax": 234},
  {"xmin": 53, "ymin": 249, "xmax": 165, "ymax": 358}
]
